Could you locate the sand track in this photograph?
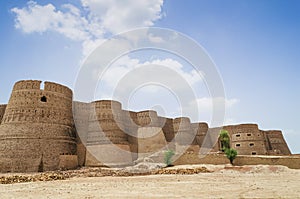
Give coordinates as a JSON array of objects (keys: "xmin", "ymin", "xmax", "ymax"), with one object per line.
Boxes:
[{"xmin": 1, "ymin": 165, "xmax": 300, "ymax": 198}]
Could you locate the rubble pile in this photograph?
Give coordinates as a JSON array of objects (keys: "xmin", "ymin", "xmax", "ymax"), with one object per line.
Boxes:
[{"xmin": 0, "ymin": 166, "xmax": 211, "ymax": 184}]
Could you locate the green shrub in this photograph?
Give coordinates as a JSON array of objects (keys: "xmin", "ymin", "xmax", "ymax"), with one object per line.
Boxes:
[
  {"xmin": 219, "ymin": 130, "xmax": 230, "ymax": 151},
  {"xmin": 164, "ymin": 149, "xmax": 175, "ymax": 166},
  {"xmin": 225, "ymin": 148, "xmax": 238, "ymax": 165}
]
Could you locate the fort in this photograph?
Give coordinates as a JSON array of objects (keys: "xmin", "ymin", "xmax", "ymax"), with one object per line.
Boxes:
[{"xmin": 0, "ymin": 80, "xmax": 297, "ymax": 172}]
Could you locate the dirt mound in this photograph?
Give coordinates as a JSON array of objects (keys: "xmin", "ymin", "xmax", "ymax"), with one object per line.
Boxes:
[{"xmin": 223, "ymin": 164, "xmax": 293, "ymax": 174}]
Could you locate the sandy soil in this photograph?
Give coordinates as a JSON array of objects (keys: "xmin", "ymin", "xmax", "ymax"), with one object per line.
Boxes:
[{"xmin": 1, "ymin": 165, "xmax": 300, "ymax": 199}]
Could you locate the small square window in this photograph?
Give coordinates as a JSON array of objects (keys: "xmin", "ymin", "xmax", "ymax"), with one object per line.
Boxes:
[
  {"xmin": 249, "ymin": 143, "xmax": 254, "ymax": 147},
  {"xmin": 236, "ymin": 134, "xmax": 241, "ymax": 137},
  {"xmin": 251, "ymin": 151, "xmax": 257, "ymax": 155},
  {"xmin": 236, "ymin": 144, "xmax": 240, "ymax": 147},
  {"xmin": 41, "ymin": 96, "xmax": 47, "ymax": 102},
  {"xmin": 247, "ymin": 133, "xmax": 252, "ymax": 136}
]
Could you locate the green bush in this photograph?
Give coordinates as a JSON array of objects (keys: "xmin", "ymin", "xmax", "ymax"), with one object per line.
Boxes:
[
  {"xmin": 219, "ymin": 130, "xmax": 230, "ymax": 151},
  {"xmin": 164, "ymin": 149, "xmax": 175, "ymax": 166},
  {"xmin": 225, "ymin": 148, "xmax": 238, "ymax": 165}
]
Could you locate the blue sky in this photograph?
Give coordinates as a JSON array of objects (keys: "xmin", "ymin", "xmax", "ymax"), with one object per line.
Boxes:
[{"xmin": 0, "ymin": 0, "xmax": 299, "ymax": 153}]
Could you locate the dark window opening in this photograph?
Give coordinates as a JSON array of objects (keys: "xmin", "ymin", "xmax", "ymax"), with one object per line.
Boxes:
[
  {"xmin": 251, "ymin": 151, "xmax": 257, "ymax": 155},
  {"xmin": 236, "ymin": 134, "xmax": 241, "ymax": 137},
  {"xmin": 247, "ymin": 133, "xmax": 252, "ymax": 136},
  {"xmin": 236, "ymin": 144, "xmax": 240, "ymax": 147},
  {"xmin": 249, "ymin": 143, "xmax": 254, "ymax": 147},
  {"xmin": 38, "ymin": 154, "xmax": 44, "ymax": 172},
  {"xmin": 41, "ymin": 96, "xmax": 47, "ymax": 102}
]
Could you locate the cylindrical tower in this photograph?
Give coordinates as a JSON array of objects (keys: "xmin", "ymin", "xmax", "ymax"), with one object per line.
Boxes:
[
  {"xmin": 224, "ymin": 124, "xmax": 267, "ymax": 155},
  {"xmin": 85, "ymin": 100, "xmax": 133, "ymax": 167},
  {"xmin": 162, "ymin": 118, "xmax": 175, "ymax": 142},
  {"xmin": 173, "ymin": 117, "xmax": 195, "ymax": 145},
  {"xmin": 192, "ymin": 122, "xmax": 209, "ymax": 146},
  {"xmin": 87, "ymin": 100, "xmax": 128, "ymax": 145},
  {"xmin": 72, "ymin": 101, "xmax": 92, "ymax": 166},
  {"xmin": 0, "ymin": 80, "xmax": 77, "ymax": 172}
]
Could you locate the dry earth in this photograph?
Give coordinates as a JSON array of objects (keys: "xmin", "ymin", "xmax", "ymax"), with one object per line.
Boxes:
[{"xmin": 1, "ymin": 164, "xmax": 300, "ymax": 199}]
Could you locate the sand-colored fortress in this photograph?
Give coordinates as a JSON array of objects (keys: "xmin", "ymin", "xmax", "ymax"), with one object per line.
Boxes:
[{"xmin": 0, "ymin": 80, "xmax": 297, "ymax": 172}]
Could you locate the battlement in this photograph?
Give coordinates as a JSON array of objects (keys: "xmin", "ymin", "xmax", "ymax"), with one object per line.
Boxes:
[
  {"xmin": 44, "ymin": 81, "xmax": 72, "ymax": 97},
  {"xmin": 192, "ymin": 122, "xmax": 209, "ymax": 135},
  {"xmin": 224, "ymin": 123, "xmax": 259, "ymax": 129},
  {"xmin": 92, "ymin": 100, "xmax": 122, "ymax": 110},
  {"xmin": 136, "ymin": 110, "xmax": 158, "ymax": 127},
  {"xmin": 173, "ymin": 117, "xmax": 191, "ymax": 132},
  {"xmin": 13, "ymin": 80, "xmax": 42, "ymax": 91}
]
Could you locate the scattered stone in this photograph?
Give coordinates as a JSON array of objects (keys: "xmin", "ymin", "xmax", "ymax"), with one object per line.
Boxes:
[{"xmin": 0, "ymin": 165, "xmax": 212, "ymax": 184}]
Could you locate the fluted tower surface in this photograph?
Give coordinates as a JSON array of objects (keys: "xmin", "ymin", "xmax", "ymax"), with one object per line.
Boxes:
[
  {"xmin": 173, "ymin": 117, "xmax": 195, "ymax": 145},
  {"xmin": 0, "ymin": 80, "xmax": 76, "ymax": 172},
  {"xmin": 264, "ymin": 130, "xmax": 291, "ymax": 155},
  {"xmin": 192, "ymin": 122, "xmax": 209, "ymax": 146},
  {"xmin": 161, "ymin": 118, "xmax": 174, "ymax": 142},
  {"xmin": 224, "ymin": 124, "xmax": 267, "ymax": 155},
  {"xmin": 85, "ymin": 100, "xmax": 133, "ymax": 167},
  {"xmin": 87, "ymin": 100, "xmax": 128, "ymax": 145},
  {"xmin": 0, "ymin": 104, "xmax": 6, "ymax": 123}
]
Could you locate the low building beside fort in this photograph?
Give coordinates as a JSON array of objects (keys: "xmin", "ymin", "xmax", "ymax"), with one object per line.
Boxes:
[{"xmin": 0, "ymin": 80, "xmax": 295, "ymax": 172}]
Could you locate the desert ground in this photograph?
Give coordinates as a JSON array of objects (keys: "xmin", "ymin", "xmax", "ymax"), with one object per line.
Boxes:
[{"xmin": 1, "ymin": 164, "xmax": 300, "ymax": 199}]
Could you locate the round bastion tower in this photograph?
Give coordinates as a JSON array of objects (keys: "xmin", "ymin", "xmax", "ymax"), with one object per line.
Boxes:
[
  {"xmin": 224, "ymin": 124, "xmax": 268, "ymax": 155},
  {"xmin": 84, "ymin": 100, "xmax": 133, "ymax": 167},
  {"xmin": 0, "ymin": 80, "xmax": 77, "ymax": 172}
]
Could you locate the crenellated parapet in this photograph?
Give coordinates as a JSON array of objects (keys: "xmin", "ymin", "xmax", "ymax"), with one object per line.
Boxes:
[
  {"xmin": 44, "ymin": 81, "xmax": 73, "ymax": 98},
  {"xmin": 13, "ymin": 80, "xmax": 41, "ymax": 90}
]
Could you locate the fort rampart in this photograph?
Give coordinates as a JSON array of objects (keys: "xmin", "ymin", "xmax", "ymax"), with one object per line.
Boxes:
[{"xmin": 0, "ymin": 80, "xmax": 294, "ymax": 172}]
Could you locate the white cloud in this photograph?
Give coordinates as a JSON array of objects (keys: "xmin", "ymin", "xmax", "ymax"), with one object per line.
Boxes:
[
  {"xmin": 81, "ymin": 38, "xmax": 105, "ymax": 60},
  {"xmin": 148, "ymin": 33, "xmax": 165, "ymax": 43},
  {"xmin": 97, "ymin": 56, "xmax": 203, "ymax": 93},
  {"xmin": 284, "ymin": 129, "xmax": 297, "ymax": 135},
  {"xmin": 223, "ymin": 118, "xmax": 238, "ymax": 125},
  {"xmin": 11, "ymin": 1, "xmax": 238, "ymax": 124},
  {"xmin": 194, "ymin": 97, "xmax": 239, "ymax": 111},
  {"xmin": 11, "ymin": 0, "xmax": 164, "ymax": 58},
  {"xmin": 11, "ymin": 1, "xmax": 94, "ymax": 41},
  {"xmin": 81, "ymin": 0, "xmax": 164, "ymax": 34},
  {"xmin": 180, "ymin": 97, "xmax": 239, "ymax": 123}
]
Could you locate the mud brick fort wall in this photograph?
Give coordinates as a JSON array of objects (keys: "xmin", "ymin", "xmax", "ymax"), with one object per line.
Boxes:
[{"xmin": 0, "ymin": 80, "xmax": 294, "ymax": 172}]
